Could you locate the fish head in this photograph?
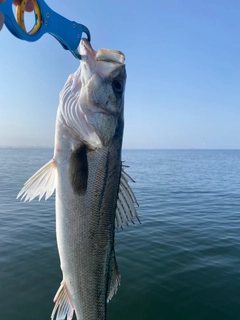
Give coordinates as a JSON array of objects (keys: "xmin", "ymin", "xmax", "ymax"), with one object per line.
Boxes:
[{"xmin": 59, "ymin": 39, "xmax": 126, "ymax": 149}]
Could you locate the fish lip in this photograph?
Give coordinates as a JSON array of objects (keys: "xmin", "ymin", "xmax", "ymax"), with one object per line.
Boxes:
[
  {"xmin": 80, "ymin": 39, "xmax": 96, "ymax": 62},
  {"xmin": 96, "ymin": 49, "xmax": 125, "ymax": 64},
  {"xmin": 80, "ymin": 39, "xmax": 125, "ymax": 65}
]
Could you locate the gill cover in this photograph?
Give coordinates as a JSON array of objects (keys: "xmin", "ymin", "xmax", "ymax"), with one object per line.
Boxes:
[{"xmin": 59, "ymin": 39, "xmax": 126, "ymax": 149}]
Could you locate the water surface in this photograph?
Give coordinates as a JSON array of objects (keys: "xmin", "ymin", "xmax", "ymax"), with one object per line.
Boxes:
[{"xmin": 0, "ymin": 149, "xmax": 240, "ymax": 320}]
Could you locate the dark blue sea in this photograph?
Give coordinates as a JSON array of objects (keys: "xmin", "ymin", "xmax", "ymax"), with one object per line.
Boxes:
[{"xmin": 0, "ymin": 148, "xmax": 240, "ymax": 320}]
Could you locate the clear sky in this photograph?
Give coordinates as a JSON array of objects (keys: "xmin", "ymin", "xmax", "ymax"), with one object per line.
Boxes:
[{"xmin": 0, "ymin": 0, "xmax": 240, "ymax": 149}]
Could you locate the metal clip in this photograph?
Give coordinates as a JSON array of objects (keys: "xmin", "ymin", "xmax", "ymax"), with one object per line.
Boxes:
[{"xmin": 0, "ymin": 0, "xmax": 91, "ymax": 59}]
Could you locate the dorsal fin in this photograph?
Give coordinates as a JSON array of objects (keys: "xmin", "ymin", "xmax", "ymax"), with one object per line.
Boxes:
[{"xmin": 115, "ymin": 165, "xmax": 140, "ymax": 229}]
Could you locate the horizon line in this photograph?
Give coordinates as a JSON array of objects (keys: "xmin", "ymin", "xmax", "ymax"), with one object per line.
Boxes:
[{"xmin": 0, "ymin": 146, "xmax": 240, "ymax": 151}]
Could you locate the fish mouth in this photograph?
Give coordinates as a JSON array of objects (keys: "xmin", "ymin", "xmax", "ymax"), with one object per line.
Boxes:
[
  {"xmin": 96, "ymin": 49, "xmax": 125, "ymax": 64},
  {"xmin": 80, "ymin": 39, "xmax": 125, "ymax": 65}
]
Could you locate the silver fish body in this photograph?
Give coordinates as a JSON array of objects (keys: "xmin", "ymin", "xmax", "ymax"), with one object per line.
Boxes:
[
  {"xmin": 55, "ymin": 122, "xmax": 123, "ymax": 319},
  {"xmin": 18, "ymin": 39, "xmax": 139, "ymax": 320}
]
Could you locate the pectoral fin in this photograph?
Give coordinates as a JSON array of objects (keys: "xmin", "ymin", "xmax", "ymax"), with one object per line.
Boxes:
[
  {"xmin": 68, "ymin": 144, "xmax": 88, "ymax": 195},
  {"xmin": 17, "ymin": 159, "xmax": 57, "ymax": 201},
  {"xmin": 115, "ymin": 166, "xmax": 140, "ymax": 229}
]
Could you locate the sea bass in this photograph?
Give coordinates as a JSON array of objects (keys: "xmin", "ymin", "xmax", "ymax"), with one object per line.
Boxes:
[{"xmin": 18, "ymin": 39, "xmax": 139, "ymax": 320}]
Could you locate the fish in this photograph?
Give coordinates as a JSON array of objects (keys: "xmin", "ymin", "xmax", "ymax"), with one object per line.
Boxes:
[{"xmin": 18, "ymin": 39, "xmax": 139, "ymax": 320}]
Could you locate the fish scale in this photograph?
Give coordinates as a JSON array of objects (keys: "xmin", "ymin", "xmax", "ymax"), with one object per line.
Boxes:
[
  {"xmin": 55, "ymin": 135, "xmax": 122, "ymax": 319},
  {"xmin": 18, "ymin": 39, "xmax": 139, "ymax": 320}
]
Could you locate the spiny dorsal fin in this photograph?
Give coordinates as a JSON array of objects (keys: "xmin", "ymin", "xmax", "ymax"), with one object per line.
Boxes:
[
  {"xmin": 51, "ymin": 282, "xmax": 74, "ymax": 320},
  {"xmin": 115, "ymin": 165, "xmax": 140, "ymax": 229},
  {"xmin": 17, "ymin": 159, "xmax": 57, "ymax": 201}
]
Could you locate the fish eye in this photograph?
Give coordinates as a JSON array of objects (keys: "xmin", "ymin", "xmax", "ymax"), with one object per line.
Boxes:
[{"xmin": 112, "ymin": 79, "xmax": 123, "ymax": 95}]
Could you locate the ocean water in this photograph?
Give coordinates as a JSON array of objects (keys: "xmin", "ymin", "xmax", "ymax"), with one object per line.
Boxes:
[{"xmin": 0, "ymin": 148, "xmax": 240, "ymax": 320}]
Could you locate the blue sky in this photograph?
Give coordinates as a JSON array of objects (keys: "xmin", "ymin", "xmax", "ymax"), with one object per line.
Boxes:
[{"xmin": 0, "ymin": 0, "xmax": 240, "ymax": 149}]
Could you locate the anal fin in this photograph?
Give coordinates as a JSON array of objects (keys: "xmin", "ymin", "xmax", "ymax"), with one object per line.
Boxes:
[{"xmin": 51, "ymin": 282, "xmax": 74, "ymax": 320}]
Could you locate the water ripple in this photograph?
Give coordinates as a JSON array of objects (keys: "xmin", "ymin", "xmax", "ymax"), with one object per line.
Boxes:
[{"xmin": 1, "ymin": 149, "xmax": 240, "ymax": 320}]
